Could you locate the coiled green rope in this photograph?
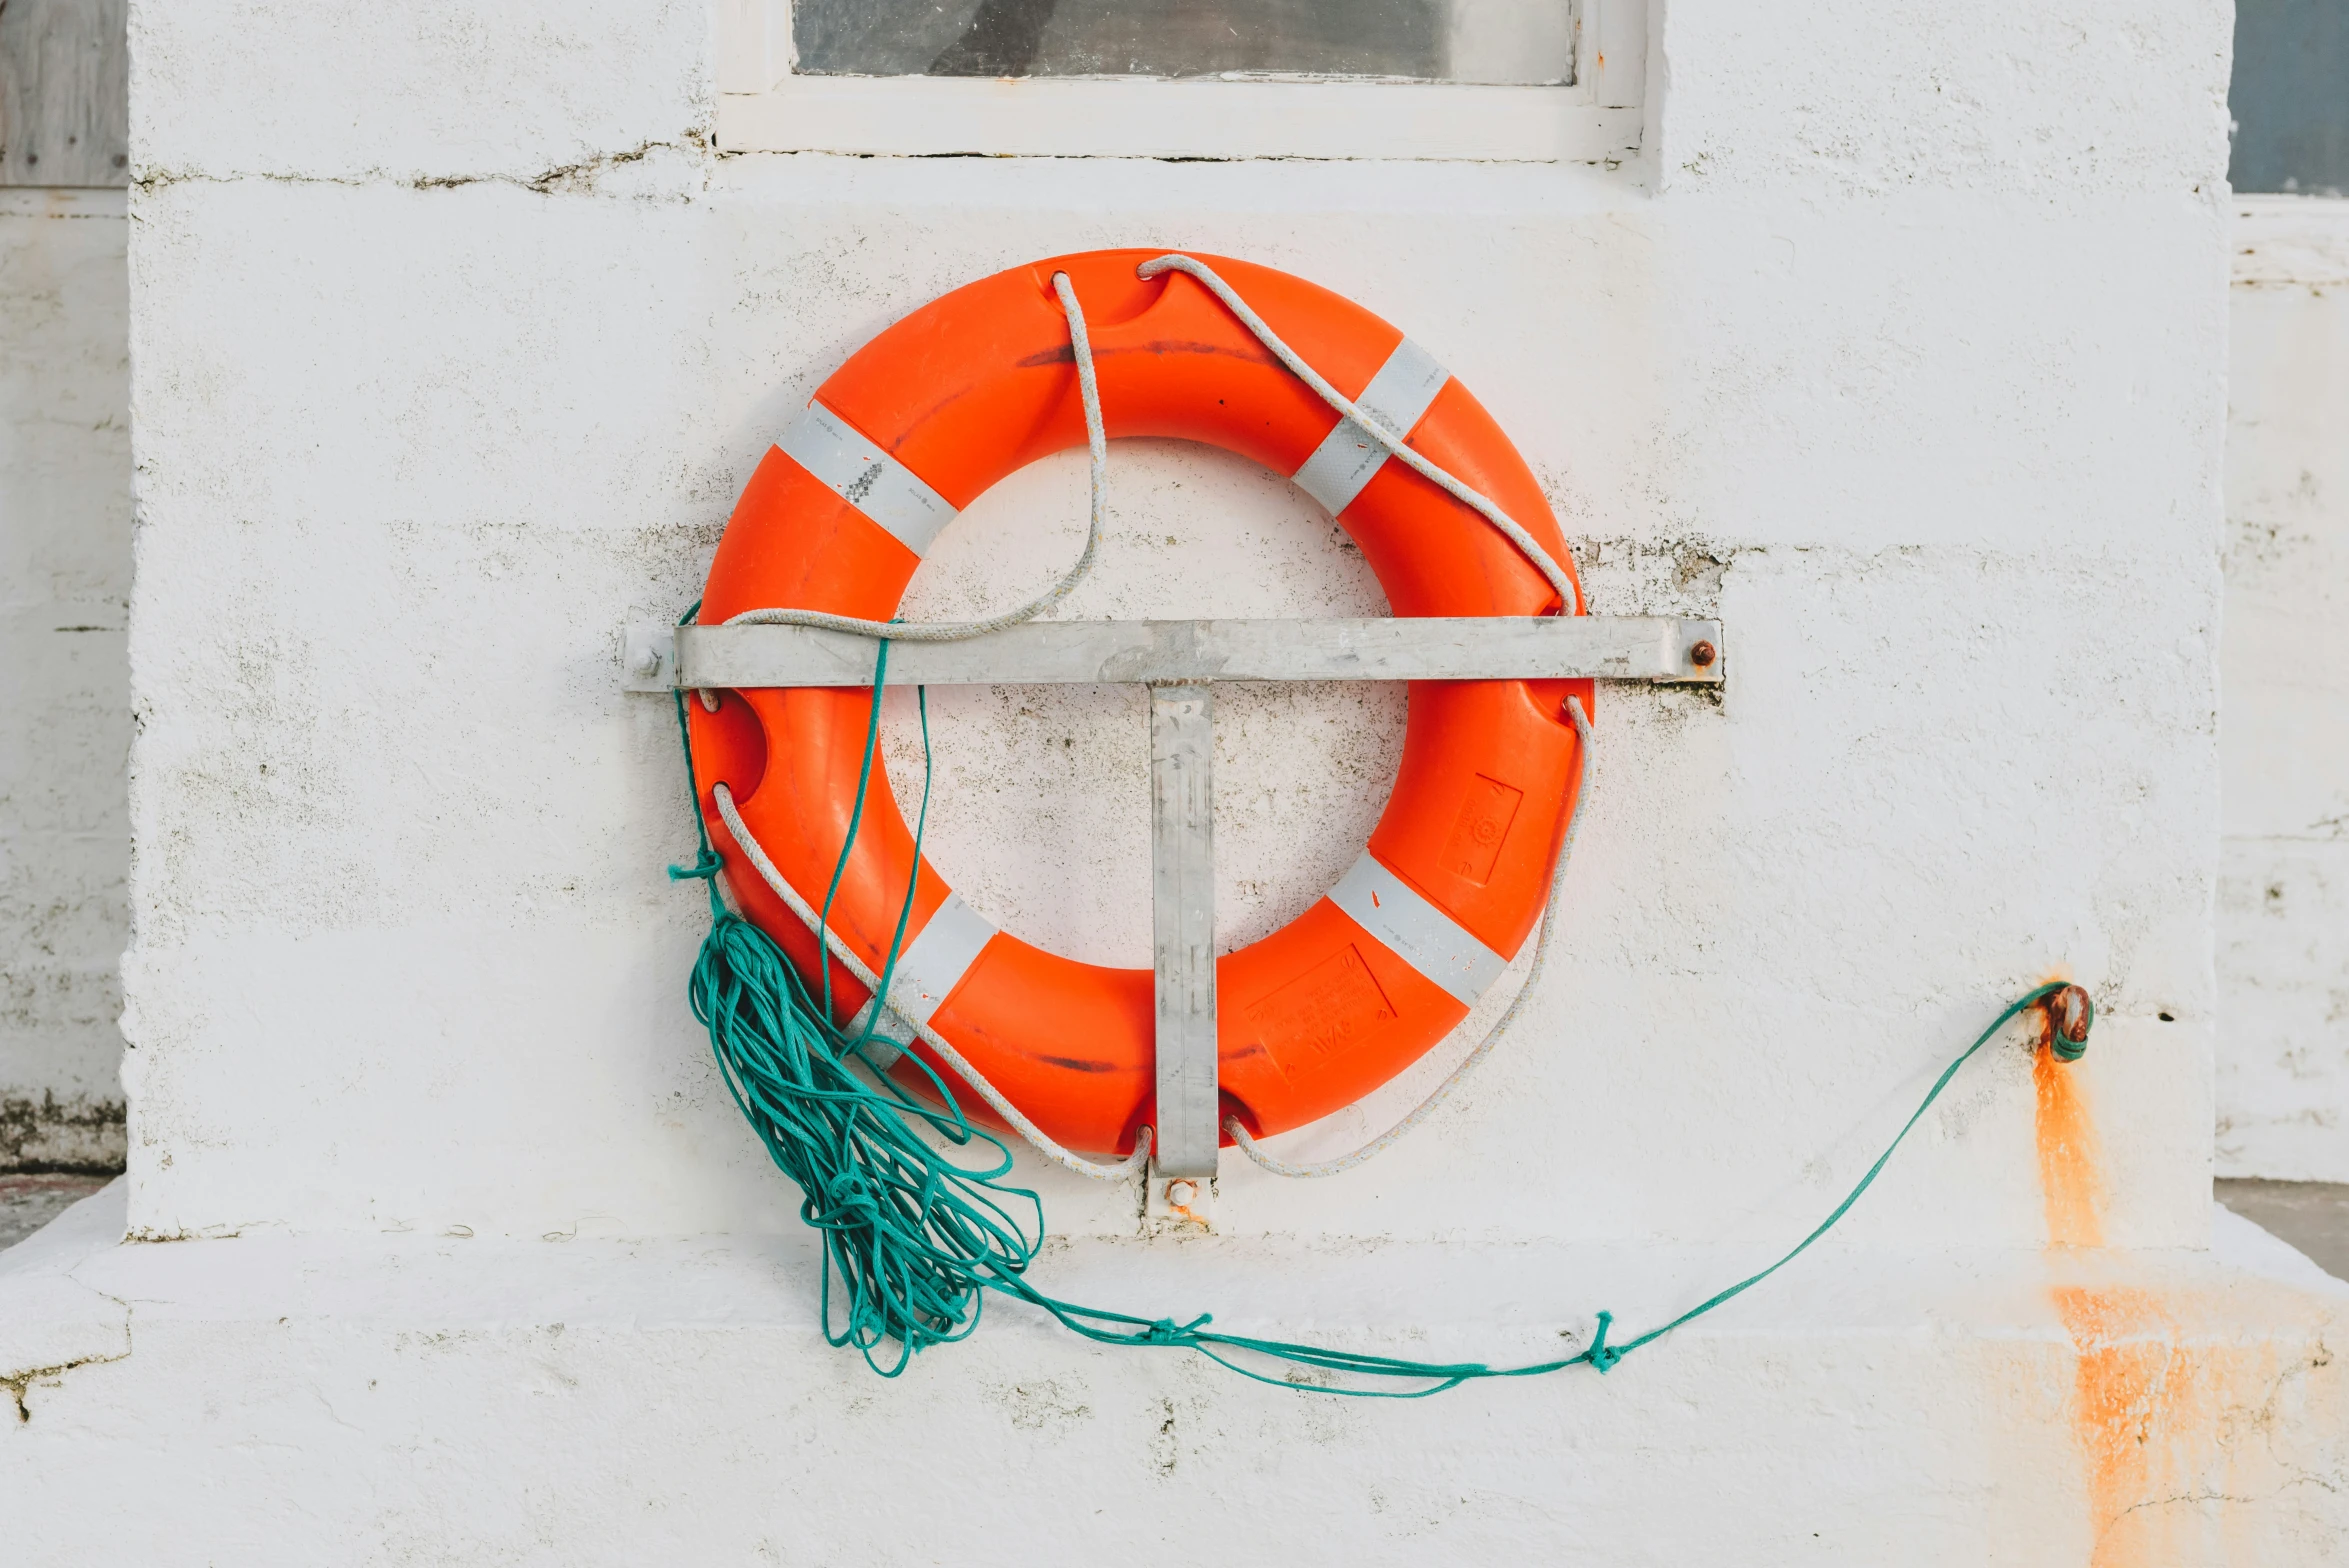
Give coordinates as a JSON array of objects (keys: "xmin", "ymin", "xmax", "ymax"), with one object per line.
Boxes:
[{"xmin": 668, "ymin": 626, "xmax": 2092, "ymax": 1395}]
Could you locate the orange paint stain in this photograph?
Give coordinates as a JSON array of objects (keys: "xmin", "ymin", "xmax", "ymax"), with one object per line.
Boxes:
[
  {"xmin": 2030, "ymin": 999, "xmax": 2151, "ymax": 1559},
  {"xmin": 2047, "ymin": 1283, "xmax": 2309, "ymax": 1566},
  {"xmin": 2052, "ymin": 1286, "xmax": 2198, "ymax": 1565},
  {"xmin": 2034, "ymin": 1033, "xmax": 2105, "ymax": 1248},
  {"xmin": 2033, "ymin": 1008, "xmax": 2241, "ymax": 1563},
  {"xmin": 2023, "ymin": 990, "xmax": 2349, "ymax": 1561}
]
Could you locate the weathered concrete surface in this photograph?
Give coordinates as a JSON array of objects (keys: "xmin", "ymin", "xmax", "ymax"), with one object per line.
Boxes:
[
  {"xmin": 2218, "ymin": 197, "xmax": 2349, "ymax": 1181},
  {"xmin": 0, "ymin": 188, "xmax": 129, "ymax": 1172},
  {"xmin": 24, "ymin": 0, "xmax": 2334, "ymax": 1559},
  {"xmin": 117, "ymin": 147, "xmax": 2231, "ymax": 1251},
  {"xmin": 4, "ymin": 1183, "xmax": 2346, "ymax": 1564},
  {"xmin": 128, "ymin": 0, "xmax": 710, "ymax": 188}
]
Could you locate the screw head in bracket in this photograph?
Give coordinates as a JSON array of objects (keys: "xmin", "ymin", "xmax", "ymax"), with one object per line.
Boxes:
[
  {"xmin": 1166, "ymin": 1180, "xmax": 1198, "ymax": 1207},
  {"xmin": 1689, "ymin": 640, "xmax": 1718, "ymax": 669}
]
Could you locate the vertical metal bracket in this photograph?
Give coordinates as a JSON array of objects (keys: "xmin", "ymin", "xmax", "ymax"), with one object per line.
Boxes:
[{"xmin": 1149, "ymin": 683, "xmax": 1219, "ymax": 1184}]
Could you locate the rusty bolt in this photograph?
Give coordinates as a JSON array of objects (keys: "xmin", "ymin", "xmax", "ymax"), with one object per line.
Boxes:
[
  {"xmin": 1689, "ymin": 640, "xmax": 1718, "ymax": 669},
  {"xmin": 1166, "ymin": 1180, "xmax": 1198, "ymax": 1207},
  {"xmin": 2047, "ymin": 984, "xmax": 2092, "ymax": 1046}
]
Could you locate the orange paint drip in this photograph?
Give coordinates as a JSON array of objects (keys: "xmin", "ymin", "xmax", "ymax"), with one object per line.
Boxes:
[
  {"xmin": 2023, "ymin": 989, "xmax": 2341, "ymax": 1561},
  {"xmin": 2052, "ymin": 1286, "xmax": 2205, "ymax": 1567},
  {"xmin": 2034, "ymin": 1034, "xmax": 2105, "ymax": 1248}
]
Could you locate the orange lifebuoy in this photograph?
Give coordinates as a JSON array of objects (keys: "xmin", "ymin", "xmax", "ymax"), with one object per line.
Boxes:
[{"xmin": 689, "ymin": 249, "xmax": 1589, "ymax": 1158}]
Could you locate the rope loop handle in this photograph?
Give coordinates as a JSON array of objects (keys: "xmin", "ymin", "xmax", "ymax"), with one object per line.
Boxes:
[
  {"xmin": 1135, "ymin": 252, "xmax": 1582, "ymax": 617},
  {"xmin": 724, "ymin": 271, "xmax": 1107, "ymax": 644}
]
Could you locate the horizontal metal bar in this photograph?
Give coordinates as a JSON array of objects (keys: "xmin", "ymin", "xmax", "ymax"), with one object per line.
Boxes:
[{"xmin": 623, "ymin": 616, "xmax": 1723, "ymax": 691}]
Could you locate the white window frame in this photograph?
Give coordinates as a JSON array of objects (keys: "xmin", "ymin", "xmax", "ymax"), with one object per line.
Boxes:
[{"xmin": 716, "ymin": 0, "xmax": 1643, "ymax": 163}]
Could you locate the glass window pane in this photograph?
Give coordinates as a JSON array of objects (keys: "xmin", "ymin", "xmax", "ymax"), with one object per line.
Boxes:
[
  {"xmin": 791, "ymin": 0, "xmax": 1577, "ymax": 86},
  {"xmin": 2230, "ymin": 0, "xmax": 2349, "ymax": 196}
]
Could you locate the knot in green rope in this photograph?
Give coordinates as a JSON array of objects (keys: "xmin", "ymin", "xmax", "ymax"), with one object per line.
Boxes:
[
  {"xmin": 667, "ymin": 846, "xmax": 724, "ymax": 882},
  {"xmin": 1144, "ymin": 1314, "xmax": 1212, "ymax": 1346},
  {"xmin": 1583, "ymin": 1311, "xmax": 1621, "ymax": 1374}
]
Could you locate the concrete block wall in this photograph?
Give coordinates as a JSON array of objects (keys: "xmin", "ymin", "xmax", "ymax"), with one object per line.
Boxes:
[
  {"xmin": 28, "ymin": 8, "xmax": 2349, "ymax": 1564},
  {"xmin": 2218, "ymin": 196, "xmax": 2349, "ymax": 1181},
  {"xmin": 0, "ymin": 188, "xmax": 130, "ymax": 1172},
  {"xmin": 119, "ymin": 0, "xmax": 2232, "ymax": 1261}
]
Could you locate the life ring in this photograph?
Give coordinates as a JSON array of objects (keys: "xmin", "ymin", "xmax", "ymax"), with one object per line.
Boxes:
[{"xmin": 688, "ymin": 249, "xmax": 1589, "ymax": 1158}]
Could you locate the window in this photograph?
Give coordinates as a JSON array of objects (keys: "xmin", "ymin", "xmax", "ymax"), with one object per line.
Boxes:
[
  {"xmin": 2230, "ymin": 0, "xmax": 2348, "ymax": 197},
  {"xmin": 791, "ymin": 0, "xmax": 1576, "ymax": 85},
  {"xmin": 718, "ymin": 0, "xmax": 1642, "ymax": 161}
]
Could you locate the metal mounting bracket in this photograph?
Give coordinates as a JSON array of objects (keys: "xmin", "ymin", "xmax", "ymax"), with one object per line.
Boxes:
[
  {"xmin": 625, "ymin": 614, "xmax": 1724, "ymax": 1196},
  {"xmin": 622, "ymin": 615, "xmax": 1722, "ymax": 694}
]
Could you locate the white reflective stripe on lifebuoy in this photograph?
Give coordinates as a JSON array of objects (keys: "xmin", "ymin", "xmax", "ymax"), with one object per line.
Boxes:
[
  {"xmin": 776, "ymin": 399, "xmax": 959, "ymax": 556},
  {"xmin": 1324, "ymin": 850, "xmax": 1507, "ymax": 1008},
  {"xmin": 844, "ymin": 998, "xmax": 915, "ymax": 1072},
  {"xmin": 843, "ymin": 889, "xmax": 996, "ymax": 1072},
  {"xmin": 1289, "ymin": 337, "xmax": 1450, "ymax": 518}
]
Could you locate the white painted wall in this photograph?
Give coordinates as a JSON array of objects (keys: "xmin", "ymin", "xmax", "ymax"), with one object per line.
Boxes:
[
  {"xmin": 19, "ymin": 5, "xmax": 2349, "ymax": 1562},
  {"xmin": 117, "ymin": 0, "xmax": 2233, "ymax": 1254},
  {"xmin": 0, "ymin": 188, "xmax": 129, "ymax": 1172},
  {"xmin": 7, "ymin": 1184, "xmax": 2347, "ymax": 1566},
  {"xmin": 2218, "ymin": 196, "xmax": 2349, "ymax": 1181}
]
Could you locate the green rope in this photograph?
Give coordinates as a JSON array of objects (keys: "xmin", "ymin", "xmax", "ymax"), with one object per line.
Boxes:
[
  {"xmin": 2050, "ymin": 1013, "xmax": 2090, "ymax": 1063},
  {"xmin": 669, "ymin": 619, "xmax": 2093, "ymax": 1394}
]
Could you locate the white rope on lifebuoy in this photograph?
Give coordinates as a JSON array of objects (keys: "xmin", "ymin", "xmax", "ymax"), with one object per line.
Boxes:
[
  {"xmin": 723, "ymin": 271, "xmax": 1111, "ymax": 645},
  {"xmin": 708, "ymin": 257, "xmax": 1594, "ymax": 1182},
  {"xmin": 1135, "ymin": 253, "xmax": 1583, "ymax": 618}
]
